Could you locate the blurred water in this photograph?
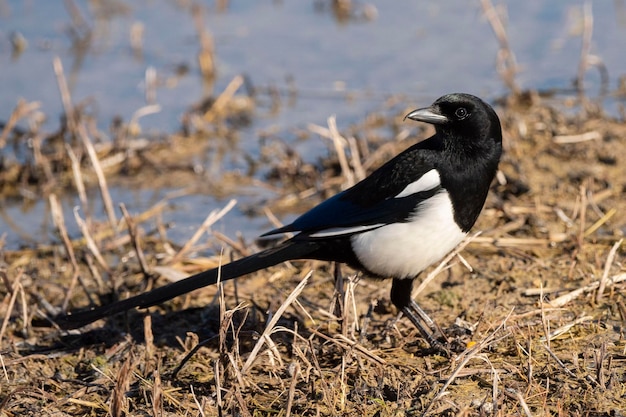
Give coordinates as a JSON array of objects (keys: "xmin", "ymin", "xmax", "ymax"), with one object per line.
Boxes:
[{"xmin": 1, "ymin": 0, "xmax": 625, "ymax": 249}]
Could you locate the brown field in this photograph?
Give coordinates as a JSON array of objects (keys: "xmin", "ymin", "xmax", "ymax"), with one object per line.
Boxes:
[{"xmin": 1, "ymin": 87, "xmax": 626, "ymax": 416}]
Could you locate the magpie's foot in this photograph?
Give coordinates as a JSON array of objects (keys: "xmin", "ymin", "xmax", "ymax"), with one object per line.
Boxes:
[
  {"xmin": 442, "ymin": 319, "xmax": 477, "ymax": 353},
  {"xmin": 428, "ymin": 338, "xmax": 452, "ymax": 357},
  {"xmin": 445, "ymin": 338, "xmax": 469, "ymax": 354}
]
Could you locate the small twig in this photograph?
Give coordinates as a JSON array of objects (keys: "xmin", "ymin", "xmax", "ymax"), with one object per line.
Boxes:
[
  {"xmin": 584, "ymin": 208, "xmax": 617, "ymax": 238},
  {"xmin": 151, "ymin": 368, "xmax": 162, "ymax": 417},
  {"xmin": 261, "ymin": 331, "xmax": 284, "ymax": 368},
  {"xmin": 543, "ymin": 343, "xmax": 600, "ymax": 388},
  {"xmin": 0, "ymin": 99, "xmax": 41, "ymax": 148},
  {"xmin": 144, "ymin": 315, "xmax": 155, "ymax": 365},
  {"xmin": 50, "ymin": 194, "xmax": 81, "ymax": 311},
  {"xmin": 203, "ymin": 75, "xmax": 243, "ymax": 122},
  {"xmin": 576, "ymin": 1, "xmax": 594, "ymax": 94},
  {"xmin": 65, "ymin": 144, "xmax": 88, "ymax": 214},
  {"xmin": 503, "ymin": 389, "xmax": 533, "ymax": 417},
  {"xmin": 539, "ymin": 315, "xmax": 593, "ymax": 342},
  {"xmin": 596, "ymin": 239, "xmax": 623, "ymax": 302},
  {"xmin": 53, "ymin": 56, "xmax": 77, "ymax": 134},
  {"xmin": 241, "ymin": 271, "xmax": 311, "ymax": 374},
  {"xmin": 232, "ymin": 386, "xmax": 252, "ymax": 417},
  {"xmin": 540, "ymin": 285, "xmax": 551, "ymax": 350},
  {"xmin": 577, "ymin": 183, "xmax": 587, "ymax": 248},
  {"xmin": 548, "ymin": 273, "xmax": 626, "ymax": 308},
  {"xmin": 309, "ymin": 117, "xmax": 355, "ymax": 187},
  {"xmin": 190, "ymin": 385, "xmax": 207, "ymax": 417},
  {"xmin": 262, "ymin": 206, "xmax": 287, "ymax": 232},
  {"xmin": 170, "ymin": 334, "xmax": 219, "ymax": 379},
  {"xmin": 226, "ymin": 353, "xmax": 246, "ymax": 391},
  {"xmin": 285, "ymin": 362, "xmax": 300, "ymax": 417},
  {"xmin": 131, "ymin": 371, "xmax": 183, "ymax": 408},
  {"xmin": 213, "ymin": 359, "xmax": 223, "ymax": 415},
  {"xmin": 128, "ymin": 104, "xmax": 161, "ymax": 136},
  {"xmin": 510, "ymin": 308, "xmax": 566, "ymax": 320},
  {"xmin": 73, "ymin": 207, "xmax": 110, "ymax": 275},
  {"xmin": 491, "ymin": 360, "xmax": 499, "ymax": 416},
  {"xmin": 553, "ymin": 131, "xmax": 601, "ymax": 144},
  {"xmin": 347, "ymin": 136, "xmax": 366, "ymax": 181},
  {"xmin": 328, "ymin": 115, "xmax": 355, "ymax": 186},
  {"xmin": 77, "ymin": 123, "xmax": 117, "ymax": 229},
  {"xmin": 525, "ymin": 335, "xmax": 533, "ymax": 399},
  {"xmin": 424, "ymin": 309, "xmax": 513, "ymax": 415},
  {"xmin": 309, "ymin": 328, "xmax": 386, "ymax": 365},
  {"xmin": 335, "ymin": 334, "xmax": 386, "ymax": 365},
  {"xmin": 212, "ymin": 231, "xmax": 251, "ymax": 257},
  {"xmin": 0, "ymin": 270, "xmax": 24, "ymax": 346},
  {"xmin": 130, "ymin": 21, "xmax": 144, "ymax": 60},
  {"xmin": 64, "ymin": 0, "xmax": 91, "ymax": 38},
  {"xmin": 120, "ymin": 203, "xmax": 151, "ymax": 278},
  {"xmin": 594, "ymin": 341, "xmax": 608, "ymax": 389},
  {"xmin": 171, "ymin": 199, "xmax": 237, "ymax": 264},
  {"xmin": 191, "ymin": 3, "xmax": 215, "ymax": 83},
  {"xmin": 0, "ymin": 352, "xmax": 8, "ymax": 382},
  {"xmin": 55, "ymin": 57, "xmax": 116, "ymax": 228},
  {"xmin": 554, "ymin": 207, "xmax": 574, "ymax": 227},
  {"xmin": 111, "ymin": 354, "xmax": 133, "ymax": 417},
  {"xmin": 144, "ymin": 67, "xmax": 156, "ymax": 105},
  {"xmin": 470, "ymin": 234, "xmax": 568, "ymax": 248},
  {"xmin": 480, "ymin": 0, "xmax": 520, "ymax": 95}
]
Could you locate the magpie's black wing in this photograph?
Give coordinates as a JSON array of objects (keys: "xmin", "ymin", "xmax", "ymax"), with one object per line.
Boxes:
[{"xmin": 264, "ymin": 140, "xmax": 443, "ymax": 238}]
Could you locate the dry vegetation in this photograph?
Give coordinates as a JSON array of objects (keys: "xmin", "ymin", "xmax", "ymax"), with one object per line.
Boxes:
[
  {"xmin": 2, "ymin": 83, "xmax": 626, "ymax": 416},
  {"xmin": 2, "ymin": 2, "xmax": 626, "ymax": 417}
]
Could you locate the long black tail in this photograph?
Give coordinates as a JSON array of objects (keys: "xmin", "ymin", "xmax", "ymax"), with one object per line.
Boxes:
[{"xmin": 54, "ymin": 241, "xmax": 318, "ymax": 329}]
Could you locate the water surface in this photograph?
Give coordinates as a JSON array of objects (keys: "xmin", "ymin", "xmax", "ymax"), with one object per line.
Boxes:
[{"xmin": 1, "ymin": 1, "xmax": 625, "ymax": 249}]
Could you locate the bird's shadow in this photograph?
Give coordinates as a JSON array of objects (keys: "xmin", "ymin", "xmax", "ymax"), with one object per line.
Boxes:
[{"xmin": 26, "ymin": 301, "xmax": 302, "ymax": 359}]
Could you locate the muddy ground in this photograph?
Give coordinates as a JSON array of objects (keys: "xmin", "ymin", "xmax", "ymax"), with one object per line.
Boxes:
[{"xmin": 1, "ymin": 89, "xmax": 626, "ymax": 416}]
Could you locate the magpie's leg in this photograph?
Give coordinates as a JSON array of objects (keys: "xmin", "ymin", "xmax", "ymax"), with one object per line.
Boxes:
[
  {"xmin": 390, "ymin": 278, "xmax": 449, "ymax": 355},
  {"xmin": 406, "ymin": 299, "xmax": 437, "ymax": 332},
  {"xmin": 399, "ymin": 303, "xmax": 442, "ymax": 349},
  {"xmin": 332, "ymin": 262, "xmax": 345, "ymax": 319}
]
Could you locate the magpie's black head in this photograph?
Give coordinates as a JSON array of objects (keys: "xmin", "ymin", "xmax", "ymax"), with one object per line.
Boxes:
[{"xmin": 405, "ymin": 93, "xmax": 502, "ymax": 153}]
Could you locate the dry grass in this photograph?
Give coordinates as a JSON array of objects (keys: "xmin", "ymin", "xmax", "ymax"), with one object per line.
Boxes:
[
  {"xmin": 1, "ymin": 84, "xmax": 625, "ymax": 416},
  {"xmin": 2, "ymin": 4, "xmax": 626, "ymax": 410}
]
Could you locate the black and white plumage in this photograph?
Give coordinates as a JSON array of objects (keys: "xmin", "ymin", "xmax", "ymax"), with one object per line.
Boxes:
[{"xmin": 55, "ymin": 93, "xmax": 502, "ymax": 351}]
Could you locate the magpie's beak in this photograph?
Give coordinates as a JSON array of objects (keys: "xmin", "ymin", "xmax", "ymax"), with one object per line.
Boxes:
[{"xmin": 404, "ymin": 106, "xmax": 448, "ymax": 125}]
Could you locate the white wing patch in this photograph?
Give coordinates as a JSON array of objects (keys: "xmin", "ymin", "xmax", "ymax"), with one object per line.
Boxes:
[
  {"xmin": 308, "ymin": 224, "xmax": 384, "ymax": 238},
  {"xmin": 394, "ymin": 169, "xmax": 441, "ymax": 198}
]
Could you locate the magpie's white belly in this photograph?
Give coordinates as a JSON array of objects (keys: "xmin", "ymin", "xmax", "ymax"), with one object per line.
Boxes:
[{"xmin": 350, "ymin": 191, "xmax": 466, "ymax": 279}]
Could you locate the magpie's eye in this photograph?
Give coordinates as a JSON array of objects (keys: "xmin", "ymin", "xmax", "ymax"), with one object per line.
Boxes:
[{"xmin": 455, "ymin": 107, "xmax": 469, "ymax": 120}]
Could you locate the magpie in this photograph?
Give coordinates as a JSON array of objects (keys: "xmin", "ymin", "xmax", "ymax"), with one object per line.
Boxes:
[{"xmin": 54, "ymin": 93, "xmax": 502, "ymax": 350}]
